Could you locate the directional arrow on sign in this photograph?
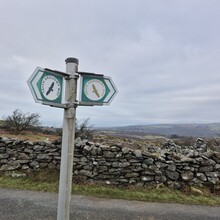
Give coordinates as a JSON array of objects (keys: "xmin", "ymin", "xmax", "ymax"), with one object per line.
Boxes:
[
  {"xmin": 79, "ymin": 72, "xmax": 118, "ymax": 106},
  {"xmin": 27, "ymin": 67, "xmax": 67, "ymax": 107}
]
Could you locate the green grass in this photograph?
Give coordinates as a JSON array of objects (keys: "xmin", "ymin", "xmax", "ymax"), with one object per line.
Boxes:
[
  {"xmin": 0, "ymin": 171, "xmax": 59, "ymax": 192},
  {"xmin": 73, "ymin": 184, "xmax": 220, "ymax": 206},
  {"xmin": 0, "ymin": 170, "xmax": 219, "ymax": 206}
]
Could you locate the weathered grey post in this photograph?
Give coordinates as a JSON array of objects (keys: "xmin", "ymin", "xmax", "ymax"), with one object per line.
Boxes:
[{"xmin": 57, "ymin": 57, "xmax": 79, "ymax": 220}]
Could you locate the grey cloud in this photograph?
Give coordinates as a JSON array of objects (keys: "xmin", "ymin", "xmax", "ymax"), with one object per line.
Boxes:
[{"xmin": 0, "ymin": 0, "xmax": 220, "ymax": 127}]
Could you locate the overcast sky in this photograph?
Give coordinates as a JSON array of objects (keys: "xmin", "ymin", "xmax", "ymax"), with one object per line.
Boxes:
[{"xmin": 1, "ymin": 0, "xmax": 220, "ymax": 127}]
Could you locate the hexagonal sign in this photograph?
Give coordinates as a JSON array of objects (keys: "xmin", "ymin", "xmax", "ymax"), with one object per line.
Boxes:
[
  {"xmin": 79, "ymin": 73, "xmax": 118, "ymax": 106},
  {"xmin": 27, "ymin": 67, "xmax": 65, "ymax": 107}
]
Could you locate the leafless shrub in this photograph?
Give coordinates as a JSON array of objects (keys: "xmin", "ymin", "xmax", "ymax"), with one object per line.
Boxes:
[
  {"xmin": 75, "ymin": 118, "xmax": 93, "ymax": 140},
  {"xmin": 3, "ymin": 109, "xmax": 40, "ymax": 134}
]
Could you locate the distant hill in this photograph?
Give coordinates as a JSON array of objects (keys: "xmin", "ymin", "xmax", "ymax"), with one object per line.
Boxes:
[{"xmin": 96, "ymin": 123, "xmax": 220, "ymax": 138}]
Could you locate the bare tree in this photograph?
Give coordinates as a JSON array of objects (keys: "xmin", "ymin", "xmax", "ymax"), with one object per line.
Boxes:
[
  {"xmin": 3, "ymin": 109, "xmax": 40, "ymax": 133},
  {"xmin": 51, "ymin": 118, "xmax": 94, "ymax": 140},
  {"xmin": 75, "ymin": 118, "xmax": 93, "ymax": 140}
]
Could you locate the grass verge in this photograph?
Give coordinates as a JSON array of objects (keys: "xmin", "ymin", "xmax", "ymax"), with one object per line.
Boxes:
[{"xmin": 0, "ymin": 170, "xmax": 219, "ymax": 206}]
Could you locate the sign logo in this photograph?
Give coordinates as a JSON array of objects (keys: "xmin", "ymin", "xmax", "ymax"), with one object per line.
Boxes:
[
  {"xmin": 84, "ymin": 79, "xmax": 106, "ymax": 101},
  {"xmin": 41, "ymin": 75, "xmax": 61, "ymax": 101}
]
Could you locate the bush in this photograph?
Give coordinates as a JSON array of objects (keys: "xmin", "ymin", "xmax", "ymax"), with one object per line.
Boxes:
[
  {"xmin": 75, "ymin": 118, "xmax": 93, "ymax": 140},
  {"xmin": 56, "ymin": 119, "xmax": 94, "ymax": 140},
  {"xmin": 3, "ymin": 109, "xmax": 40, "ymax": 134}
]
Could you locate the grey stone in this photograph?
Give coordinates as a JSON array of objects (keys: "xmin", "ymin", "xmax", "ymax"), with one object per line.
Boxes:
[
  {"xmin": 181, "ymin": 171, "xmax": 194, "ymax": 181},
  {"xmin": 132, "ymin": 166, "xmax": 143, "ymax": 172},
  {"xmin": 196, "ymin": 173, "xmax": 207, "ymax": 182},
  {"xmin": 48, "ymin": 152, "xmax": 60, "ymax": 156},
  {"xmin": 214, "ymin": 152, "xmax": 220, "ymax": 160},
  {"xmin": 112, "ymin": 162, "xmax": 130, "ymax": 168},
  {"xmin": 134, "ymin": 150, "xmax": 142, "ymax": 158},
  {"xmin": 208, "ymin": 177, "xmax": 219, "ymax": 184},
  {"xmin": 92, "ymin": 161, "xmax": 98, "ymax": 166},
  {"xmin": 215, "ymin": 164, "xmax": 220, "ymax": 170},
  {"xmin": 116, "ymin": 152, "xmax": 123, "ymax": 158},
  {"xmin": 0, "ymin": 147, "xmax": 6, "ymax": 153},
  {"xmin": 124, "ymin": 153, "xmax": 132, "ymax": 159},
  {"xmin": 0, "ymin": 159, "xmax": 8, "ymax": 164},
  {"xmin": 129, "ymin": 179, "xmax": 137, "ymax": 184},
  {"xmin": 33, "ymin": 145, "xmax": 44, "ymax": 151},
  {"xmin": 155, "ymin": 161, "xmax": 168, "ymax": 168},
  {"xmin": 165, "ymin": 170, "xmax": 180, "ymax": 181},
  {"xmin": 190, "ymin": 178, "xmax": 204, "ymax": 186},
  {"xmin": 182, "ymin": 166, "xmax": 191, "ymax": 171},
  {"xmin": 118, "ymin": 178, "xmax": 129, "ymax": 183},
  {"xmin": 120, "ymin": 159, "xmax": 129, "ymax": 163},
  {"xmin": 167, "ymin": 165, "xmax": 176, "ymax": 172},
  {"xmin": 143, "ymin": 158, "xmax": 154, "ymax": 165},
  {"xmin": 0, "ymin": 162, "xmax": 21, "ymax": 171},
  {"xmin": 122, "ymin": 147, "xmax": 130, "ymax": 154},
  {"xmin": 30, "ymin": 161, "xmax": 40, "ymax": 169},
  {"xmin": 97, "ymin": 160, "xmax": 110, "ymax": 166},
  {"xmin": 18, "ymin": 153, "xmax": 29, "ymax": 161},
  {"xmin": 24, "ymin": 148, "xmax": 33, "ymax": 154},
  {"xmin": 90, "ymin": 147, "xmax": 98, "ymax": 156},
  {"xmin": 100, "ymin": 145, "xmax": 109, "ymax": 150},
  {"xmin": 141, "ymin": 176, "xmax": 154, "ymax": 182},
  {"xmin": 8, "ymin": 172, "xmax": 27, "ymax": 178},
  {"xmin": 6, "ymin": 149, "xmax": 15, "ymax": 155},
  {"xmin": 110, "ymin": 145, "xmax": 121, "ymax": 152},
  {"xmin": 203, "ymin": 151, "xmax": 214, "ymax": 158},
  {"xmin": 125, "ymin": 172, "xmax": 139, "ymax": 178},
  {"xmin": 83, "ymin": 145, "xmax": 91, "ymax": 154},
  {"xmin": 78, "ymin": 170, "xmax": 93, "ymax": 177},
  {"xmin": 87, "ymin": 141, "xmax": 95, "ymax": 146},
  {"xmin": 0, "ymin": 154, "xmax": 9, "ymax": 159},
  {"xmin": 97, "ymin": 147, "xmax": 102, "ymax": 156},
  {"xmin": 103, "ymin": 151, "xmax": 115, "ymax": 158},
  {"xmin": 142, "ymin": 163, "xmax": 148, "ymax": 169},
  {"xmin": 22, "ymin": 164, "xmax": 30, "ymax": 170},
  {"xmin": 83, "ymin": 165, "xmax": 93, "ymax": 171},
  {"xmin": 37, "ymin": 154, "xmax": 51, "ymax": 161},
  {"xmin": 200, "ymin": 159, "xmax": 216, "ymax": 166},
  {"xmin": 180, "ymin": 157, "xmax": 196, "ymax": 163},
  {"xmin": 1, "ymin": 137, "xmax": 12, "ymax": 144},
  {"xmin": 142, "ymin": 169, "xmax": 155, "ymax": 176},
  {"xmin": 199, "ymin": 166, "xmax": 213, "ymax": 172},
  {"xmin": 99, "ymin": 166, "xmax": 108, "ymax": 172},
  {"xmin": 80, "ymin": 157, "xmax": 88, "ymax": 162},
  {"xmin": 16, "ymin": 160, "xmax": 29, "ymax": 164},
  {"xmin": 205, "ymin": 172, "xmax": 218, "ymax": 178},
  {"xmin": 155, "ymin": 175, "xmax": 167, "ymax": 182},
  {"xmin": 99, "ymin": 174, "xmax": 115, "ymax": 179},
  {"xmin": 108, "ymin": 169, "xmax": 120, "ymax": 174},
  {"xmin": 45, "ymin": 149, "xmax": 57, "ymax": 153},
  {"xmin": 213, "ymin": 156, "xmax": 220, "ymax": 163},
  {"xmin": 149, "ymin": 165, "xmax": 158, "ymax": 171}
]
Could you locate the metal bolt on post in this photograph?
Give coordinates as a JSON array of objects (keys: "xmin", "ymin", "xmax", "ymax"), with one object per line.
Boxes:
[{"xmin": 57, "ymin": 57, "xmax": 79, "ymax": 220}]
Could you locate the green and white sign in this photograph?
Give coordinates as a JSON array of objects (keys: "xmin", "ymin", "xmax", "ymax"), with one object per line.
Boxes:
[
  {"xmin": 27, "ymin": 67, "xmax": 65, "ymax": 106},
  {"xmin": 79, "ymin": 74, "xmax": 118, "ymax": 105}
]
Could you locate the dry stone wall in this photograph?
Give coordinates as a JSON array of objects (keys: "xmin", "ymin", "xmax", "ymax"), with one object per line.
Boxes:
[{"xmin": 0, "ymin": 136, "xmax": 219, "ymax": 188}]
